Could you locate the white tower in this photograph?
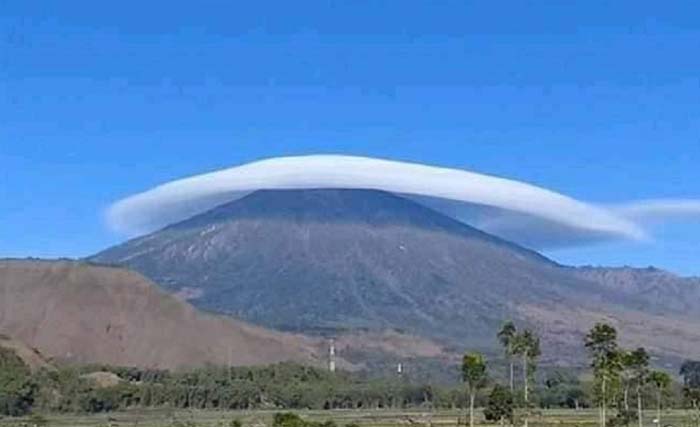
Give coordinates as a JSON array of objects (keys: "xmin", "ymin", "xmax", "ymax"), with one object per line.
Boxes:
[{"xmin": 329, "ymin": 339, "xmax": 336, "ymax": 372}]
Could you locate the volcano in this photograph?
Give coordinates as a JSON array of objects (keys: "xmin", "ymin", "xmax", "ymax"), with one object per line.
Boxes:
[{"xmin": 92, "ymin": 189, "xmax": 700, "ymax": 364}]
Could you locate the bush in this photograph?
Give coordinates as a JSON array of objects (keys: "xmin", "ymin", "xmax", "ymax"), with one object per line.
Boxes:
[
  {"xmin": 483, "ymin": 385, "xmax": 513, "ymax": 424},
  {"xmin": 272, "ymin": 412, "xmax": 338, "ymax": 427},
  {"xmin": 274, "ymin": 412, "xmax": 308, "ymax": 427},
  {"xmin": 0, "ymin": 348, "xmax": 36, "ymax": 416}
]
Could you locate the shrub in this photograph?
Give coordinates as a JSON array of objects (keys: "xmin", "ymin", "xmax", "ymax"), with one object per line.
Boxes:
[{"xmin": 483, "ymin": 385, "xmax": 514, "ymax": 424}]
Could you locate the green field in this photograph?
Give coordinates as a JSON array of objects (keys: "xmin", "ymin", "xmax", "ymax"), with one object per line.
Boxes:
[{"xmin": 1, "ymin": 409, "xmax": 695, "ymax": 427}]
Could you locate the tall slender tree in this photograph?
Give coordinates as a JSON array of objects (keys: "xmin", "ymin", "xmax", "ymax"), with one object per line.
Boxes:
[
  {"xmin": 462, "ymin": 352, "xmax": 488, "ymax": 427},
  {"xmin": 585, "ymin": 323, "xmax": 622, "ymax": 427},
  {"xmin": 649, "ymin": 370, "xmax": 671, "ymax": 426},
  {"xmin": 619, "ymin": 350, "xmax": 634, "ymax": 414},
  {"xmin": 526, "ymin": 331, "xmax": 540, "ymax": 394},
  {"xmin": 498, "ymin": 321, "xmax": 518, "ymax": 393},
  {"xmin": 627, "ymin": 348, "xmax": 650, "ymax": 427},
  {"xmin": 513, "ymin": 329, "xmax": 540, "ymax": 404},
  {"xmin": 513, "ymin": 329, "xmax": 540, "ymax": 427}
]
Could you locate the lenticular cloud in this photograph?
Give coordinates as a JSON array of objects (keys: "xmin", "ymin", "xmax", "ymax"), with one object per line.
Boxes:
[{"xmin": 106, "ymin": 155, "xmax": 700, "ymax": 249}]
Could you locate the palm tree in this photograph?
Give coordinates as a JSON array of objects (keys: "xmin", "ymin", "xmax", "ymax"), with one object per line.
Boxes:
[
  {"xmin": 498, "ymin": 321, "xmax": 518, "ymax": 393},
  {"xmin": 513, "ymin": 329, "xmax": 540, "ymax": 404}
]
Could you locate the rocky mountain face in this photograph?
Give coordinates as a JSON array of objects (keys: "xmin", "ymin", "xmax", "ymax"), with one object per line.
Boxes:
[
  {"xmin": 570, "ymin": 266, "xmax": 700, "ymax": 316},
  {"xmin": 0, "ymin": 260, "xmax": 322, "ymax": 369},
  {"xmin": 91, "ymin": 189, "xmax": 700, "ymax": 365}
]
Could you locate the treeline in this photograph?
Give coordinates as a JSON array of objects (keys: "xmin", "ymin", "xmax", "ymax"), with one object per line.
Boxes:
[
  {"xmin": 1, "ymin": 356, "xmax": 468, "ymax": 416},
  {"xmin": 1, "ymin": 324, "xmax": 700, "ymax": 421}
]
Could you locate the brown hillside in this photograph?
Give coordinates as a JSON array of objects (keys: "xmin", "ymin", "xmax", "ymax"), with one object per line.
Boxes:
[{"xmin": 0, "ymin": 260, "xmax": 321, "ymax": 370}]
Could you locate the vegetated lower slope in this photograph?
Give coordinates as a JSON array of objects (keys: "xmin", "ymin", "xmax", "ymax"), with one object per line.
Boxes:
[
  {"xmin": 0, "ymin": 334, "xmax": 54, "ymax": 372},
  {"xmin": 0, "ymin": 260, "xmax": 321, "ymax": 369},
  {"xmin": 91, "ymin": 189, "xmax": 700, "ymax": 365}
]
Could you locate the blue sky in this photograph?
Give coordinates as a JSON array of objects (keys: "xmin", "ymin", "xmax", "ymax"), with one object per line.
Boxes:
[{"xmin": 1, "ymin": 1, "xmax": 699, "ymax": 274}]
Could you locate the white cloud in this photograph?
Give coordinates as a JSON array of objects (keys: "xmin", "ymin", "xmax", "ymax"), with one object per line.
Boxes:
[
  {"xmin": 106, "ymin": 155, "xmax": 699, "ymax": 249},
  {"xmin": 613, "ymin": 199, "xmax": 700, "ymax": 222}
]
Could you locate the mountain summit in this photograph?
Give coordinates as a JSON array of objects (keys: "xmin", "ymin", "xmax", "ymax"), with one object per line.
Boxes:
[{"xmin": 92, "ymin": 189, "xmax": 700, "ymax": 364}]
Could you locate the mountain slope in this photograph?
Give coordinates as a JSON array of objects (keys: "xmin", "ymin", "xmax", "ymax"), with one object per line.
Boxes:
[
  {"xmin": 571, "ymin": 266, "xmax": 700, "ymax": 316},
  {"xmin": 0, "ymin": 260, "xmax": 320, "ymax": 369},
  {"xmin": 92, "ymin": 189, "xmax": 700, "ymax": 364}
]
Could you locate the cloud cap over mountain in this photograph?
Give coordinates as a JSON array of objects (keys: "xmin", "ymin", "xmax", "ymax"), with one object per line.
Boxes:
[{"xmin": 106, "ymin": 155, "xmax": 699, "ymax": 249}]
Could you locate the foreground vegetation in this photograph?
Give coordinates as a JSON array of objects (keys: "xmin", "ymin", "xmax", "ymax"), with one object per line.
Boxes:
[
  {"xmin": 0, "ymin": 408, "xmax": 697, "ymax": 427},
  {"xmin": 1, "ymin": 322, "xmax": 699, "ymax": 427},
  {"xmin": 462, "ymin": 322, "xmax": 700, "ymax": 427}
]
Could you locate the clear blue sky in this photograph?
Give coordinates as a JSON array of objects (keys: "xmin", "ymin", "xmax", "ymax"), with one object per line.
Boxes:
[{"xmin": 1, "ymin": 1, "xmax": 699, "ymax": 274}]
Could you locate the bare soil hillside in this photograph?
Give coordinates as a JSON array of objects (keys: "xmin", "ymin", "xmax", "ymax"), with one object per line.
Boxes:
[{"xmin": 0, "ymin": 260, "xmax": 321, "ymax": 369}]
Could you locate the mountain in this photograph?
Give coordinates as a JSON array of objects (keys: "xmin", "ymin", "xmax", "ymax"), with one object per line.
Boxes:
[
  {"xmin": 91, "ymin": 189, "xmax": 700, "ymax": 365},
  {"xmin": 0, "ymin": 259, "xmax": 322, "ymax": 369}
]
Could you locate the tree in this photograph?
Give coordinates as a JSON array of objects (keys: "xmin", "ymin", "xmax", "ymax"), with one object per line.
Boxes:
[
  {"xmin": 513, "ymin": 330, "xmax": 540, "ymax": 404},
  {"xmin": 542, "ymin": 370, "xmax": 586, "ymax": 410},
  {"xmin": 512, "ymin": 329, "xmax": 539, "ymax": 427},
  {"xmin": 648, "ymin": 371, "xmax": 671, "ymax": 426},
  {"xmin": 681, "ymin": 361, "xmax": 700, "ymax": 389},
  {"xmin": 484, "ymin": 384, "xmax": 514, "ymax": 426},
  {"xmin": 681, "ymin": 360, "xmax": 700, "ymax": 427},
  {"xmin": 627, "ymin": 348, "xmax": 649, "ymax": 427},
  {"xmin": 498, "ymin": 322, "xmax": 518, "ymax": 393},
  {"xmin": 463, "ymin": 352, "xmax": 488, "ymax": 427},
  {"xmin": 619, "ymin": 350, "xmax": 634, "ymax": 413},
  {"xmin": 585, "ymin": 323, "xmax": 622, "ymax": 427}
]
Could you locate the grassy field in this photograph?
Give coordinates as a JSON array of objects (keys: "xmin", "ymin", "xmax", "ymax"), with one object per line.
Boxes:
[{"xmin": 1, "ymin": 409, "xmax": 696, "ymax": 427}]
